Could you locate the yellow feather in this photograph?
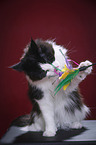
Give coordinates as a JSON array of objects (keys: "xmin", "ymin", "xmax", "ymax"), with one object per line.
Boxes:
[{"xmin": 63, "ymin": 83, "xmax": 70, "ymax": 90}]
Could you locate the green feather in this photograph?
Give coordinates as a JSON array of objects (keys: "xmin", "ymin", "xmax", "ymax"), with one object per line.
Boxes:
[
  {"xmin": 54, "ymin": 79, "xmax": 71, "ymax": 95},
  {"xmin": 54, "ymin": 69, "xmax": 79, "ymax": 95},
  {"xmin": 51, "ymin": 63, "xmax": 61, "ymax": 71}
]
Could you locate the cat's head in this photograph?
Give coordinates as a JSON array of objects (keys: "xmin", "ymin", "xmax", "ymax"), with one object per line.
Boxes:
[{"xmin": 10, "ymin": 38, "xmax": 55, "ymax": 81}]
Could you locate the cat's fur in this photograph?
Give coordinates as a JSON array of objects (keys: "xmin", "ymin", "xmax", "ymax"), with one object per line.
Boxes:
[{"xmin": 1, "ymin": 38, "xmax": 92, "ymax": 143}]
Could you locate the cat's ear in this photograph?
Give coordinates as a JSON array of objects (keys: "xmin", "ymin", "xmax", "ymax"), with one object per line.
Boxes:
[
  {"xmin": 9, "ymin": 62, "xmax": 23, "ymax": 72},
  {"xmin": 29, "ymin": 37, "xmax": 38, "ymax": 53}
]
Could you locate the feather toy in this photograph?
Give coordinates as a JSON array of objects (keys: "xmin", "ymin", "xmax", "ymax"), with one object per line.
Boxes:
[{"xmin": 51, "ymin": 49, "xmax": 96, "ymax": 95}]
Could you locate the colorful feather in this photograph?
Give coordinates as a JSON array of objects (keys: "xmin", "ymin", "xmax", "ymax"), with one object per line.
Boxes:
[{"xmin": 54, "ymin": 69, "xmax": 79, "ymax": 95}]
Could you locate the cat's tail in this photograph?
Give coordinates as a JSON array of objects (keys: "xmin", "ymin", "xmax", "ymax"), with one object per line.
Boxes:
[
  {"xmin": 10, "ymin": 114, "xmax": 32, "ymax": 127},
  {"xmin": 0, "ymin": 114, "xmax": 32, "ymax": 144}
]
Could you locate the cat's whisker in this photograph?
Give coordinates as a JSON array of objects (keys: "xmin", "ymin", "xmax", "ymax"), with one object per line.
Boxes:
[
  {"xmin": 67, "ymin": 48, "xmax": 77, "ymax": 56},
  {"xmin": 64, "ymin": 41, "xmax": 71, "ymax": 49}
]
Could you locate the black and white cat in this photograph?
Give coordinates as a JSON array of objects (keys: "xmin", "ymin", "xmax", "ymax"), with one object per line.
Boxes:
[{"xmin": 1, "ymin": 38, "xmax": 92, "ymax": 143}]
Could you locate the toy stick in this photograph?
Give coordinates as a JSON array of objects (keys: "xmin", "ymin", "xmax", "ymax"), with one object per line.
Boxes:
[{"xmin": 79, "ymin": 63, "xmax": 96, "ymax": 71}]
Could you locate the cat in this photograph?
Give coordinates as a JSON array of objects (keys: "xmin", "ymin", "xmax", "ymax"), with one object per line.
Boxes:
[{"xmin": 1, "ymin": 38, "xmax": 92, "ymax": 143}]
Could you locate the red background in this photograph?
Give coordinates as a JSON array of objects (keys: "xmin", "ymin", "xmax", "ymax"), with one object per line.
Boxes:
[{"xmin": 0, "ymin": 0, "xmax": 96, "ymax": 138}]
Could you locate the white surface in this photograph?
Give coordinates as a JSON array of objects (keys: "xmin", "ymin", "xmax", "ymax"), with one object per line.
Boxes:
[{"xmin": 65, "ymin": 120, "xmax": 96, "ymax": 141}]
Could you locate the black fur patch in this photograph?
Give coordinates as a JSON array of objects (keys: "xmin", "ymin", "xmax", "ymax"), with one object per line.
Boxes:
[
  {"xmin": 28, "ymin": 84, "xmax": 44, "ymax": 101},
  {"xmin": 21, "ymin": 53, "xmax": 47, "ymax": 81},
  {"xmin": 25, "ymin": 62, "xmax": 47, "ymax": 81},
  {"xmin": 65, "ymin": 89, "xmax": 83, "ymax": 114},
  {"xmin": 35, "ymin": 39, "xmax": 55, "ymax": 63},
  {"xmin": 28, "ymin": 84, "xmax": 43, "ymax": 124}
]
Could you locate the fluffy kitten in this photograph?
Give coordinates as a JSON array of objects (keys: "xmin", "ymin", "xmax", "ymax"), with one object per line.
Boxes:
[{"xmin": 1, "ymin": 38, "xmax": 92, "ymax": 143}]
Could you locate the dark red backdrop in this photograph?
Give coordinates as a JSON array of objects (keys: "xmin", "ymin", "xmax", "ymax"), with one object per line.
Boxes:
[{"xmin": 0, "ymin": 0, "xmax": 96, "ymax": 138}]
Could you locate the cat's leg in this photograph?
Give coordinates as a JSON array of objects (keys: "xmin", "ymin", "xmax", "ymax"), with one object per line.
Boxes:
[
  {"xmin": 69, "ymin": 105, "xmax": 89, "ymax": 129},
  {"xmin": 28, "ymin": 114, "xmax": 45, "ymax": 132},
  {"xmin": 70, "ymin": 122, "xmax": 83, "ymax": 129},
  {"xmin": 37, "ymin": 94, "xmax": 57, "ymax": 137}
]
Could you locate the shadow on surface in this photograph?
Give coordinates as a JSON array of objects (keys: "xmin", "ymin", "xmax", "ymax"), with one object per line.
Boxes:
[{"xmin": 15, "ymin": 127, "xmax": 87, "ymax": 143}]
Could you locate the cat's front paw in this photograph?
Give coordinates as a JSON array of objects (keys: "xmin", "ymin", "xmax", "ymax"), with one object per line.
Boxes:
[
  {"xmin": 40, "ymin": 63, "xmax": 55, "ymax": 77},
  {"xmin": 79, "ymin": 60, "xmax": 92, "ymax": 74},
  {"xmin": 71, "ymin": 122, "xmax": 83, "ymax": 129},
  {"xmin": 43, "ymin": 130, "xmax": 56, "ymax": 137},
  {"xmin": 77, "ymin": 60, "xmax": 92, "ymax": 80}
]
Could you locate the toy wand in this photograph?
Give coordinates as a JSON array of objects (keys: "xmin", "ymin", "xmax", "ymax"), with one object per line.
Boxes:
[{"xmin": 54, "ymin": 63, "xmax": 96, "ymax": 95}]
